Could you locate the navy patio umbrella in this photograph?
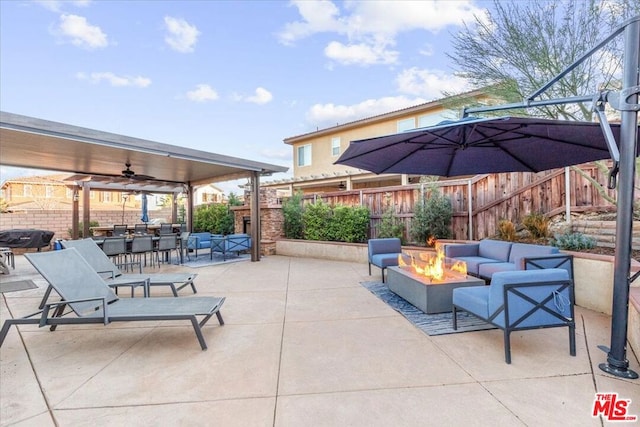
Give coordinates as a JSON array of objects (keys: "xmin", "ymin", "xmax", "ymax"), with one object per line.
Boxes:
[{"xmin": 335, "ymin": 116, "xmax": 639, "ymax": 177}]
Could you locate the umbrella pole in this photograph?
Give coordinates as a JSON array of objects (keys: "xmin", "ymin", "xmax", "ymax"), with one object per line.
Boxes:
[{"xmin": 599, "ymin": 18, "xmax": 639, "ymax": 379}]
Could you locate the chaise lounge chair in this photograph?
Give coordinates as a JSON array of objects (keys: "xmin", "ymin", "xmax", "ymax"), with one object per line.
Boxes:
[
  {"xmin": 59, "ymin": 238, "xmax": 198, "ymax": 298},
  {"xmin": 0, "ymin": 248, "xmax": 225, "ymax": 350}
]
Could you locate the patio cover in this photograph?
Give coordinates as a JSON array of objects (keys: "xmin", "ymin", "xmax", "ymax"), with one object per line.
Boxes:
[{"xmin": 0, "ymin": 111, "xmax": 288, "ymax": 261}]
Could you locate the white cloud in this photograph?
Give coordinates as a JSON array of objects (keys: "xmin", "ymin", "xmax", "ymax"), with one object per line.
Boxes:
[
  {"xmin": 245, "ymin": 87, "xmax": 273, "ymax": 105},
  {"xmin": 164, "ymin": 16, "xmax": 200, "ymax": 53},
  {"xmin": 395, "ymin": 67, "xmax": 470, "ymax": 99},
  {"xmin": 232, "ymin": 87, "xmax": 274, "ymax": 105},
  {"xmin": 57, "ymin": 13, "xmax": 108, "ymax": 49},
  {"xmin": 324, "ymin": 41, "xmax": 398, "ymax": 66},
  {"xmin": 186, "ymin": 84, "xmax": 219, "ymax": 102},
  {"xmin": 277, "ymin": 0, "xmax": 345, "ymax": 46},
  {"xmin": 278, "ymin": 1, "xmax": 485, "ymax": 66},
  {"xmin": 76, "ymin": 72, "xmax": 151, "ymax": 87},
  {"xmin": 306, "ymin": 95, "xmax": 427, "ymax": 127}
]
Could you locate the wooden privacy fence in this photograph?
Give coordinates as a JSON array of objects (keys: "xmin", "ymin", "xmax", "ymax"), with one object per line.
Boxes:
[{"xmin": 302, "ymin": 164, "xmax": 630, "ymax": 243}]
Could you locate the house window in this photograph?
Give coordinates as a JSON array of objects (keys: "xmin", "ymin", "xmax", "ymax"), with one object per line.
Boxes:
[
  {"xmin": 297, "ymin": 144, "xmax": 312, "ymax": 167},
  {"xmin": 23, "ymin": 185, "xmax": 32, "ymax": 197},
  {"xmin": 397, "ymin": 118, "xmax": 415, "ymax": 132},
  {"xmin": 45, "ymin": 186, "xmax": 54, "ymax": 198},
  {"xmin": 331, "ymin": 137, "xmax": 341, "ymax": 157},
  {"xmin": 418, "ymin": 113, "xmax": 447, "ymax": 128},
  {"xmin": 103, "ymin": 192, "xmax": 111, "ymax": 202},
  {"xmin": 66, "ymin": 188, "xmax": 73, "ymax": 199}
]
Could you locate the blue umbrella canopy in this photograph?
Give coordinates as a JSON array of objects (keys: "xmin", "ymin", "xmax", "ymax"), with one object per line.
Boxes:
[
  {"xmin": 140, "ymin": 193, "xmax": 149, "ymax": 223},
  {"xmin": 335, "ymin": 116, "xmax": 639, "ymax": 177}
]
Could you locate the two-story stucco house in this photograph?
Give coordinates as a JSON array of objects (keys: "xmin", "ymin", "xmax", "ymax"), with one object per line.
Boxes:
[{"xmin": 265, "ymin": 89, "xmax": 492, "ymax": 195}]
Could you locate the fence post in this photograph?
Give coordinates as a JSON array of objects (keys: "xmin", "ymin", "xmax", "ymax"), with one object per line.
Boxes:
[
  {"xmin": 468, "ymin": 179, "xmax": 473, "ymax": 240},
  {"xmin": 564, "ymin": 167, "xmax": 571, "ymax": 223}
]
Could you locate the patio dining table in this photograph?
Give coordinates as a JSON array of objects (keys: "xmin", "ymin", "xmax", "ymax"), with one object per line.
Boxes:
[{"xmin": 90, "ymin": 224, "xmax": 183, "ymax": 237}]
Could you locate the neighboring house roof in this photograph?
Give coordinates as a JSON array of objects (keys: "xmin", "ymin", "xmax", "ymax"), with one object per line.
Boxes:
[
  {"xmin": 1, "ymin": 173, "xmax": 73, "ymax": 189},
  {"xmin": 284, "ymin": 88, "xmax": 488, "ymax": 143}
]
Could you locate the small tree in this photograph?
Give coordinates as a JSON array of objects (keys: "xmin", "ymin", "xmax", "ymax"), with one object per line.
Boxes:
[
  {"xmin": 376, "ymin": 194, "xmax": 404, "ymax": 242},
  {"xmin": 227, "ymin": 192, "xmax": 243, "ymax": 206},
  {"xmin": 410, "ymin": 181, "xmax": 453, "ymax": 244},
  {"xmin": 282, "ymin": 191, "xmax": 304, "ymax": 239}
]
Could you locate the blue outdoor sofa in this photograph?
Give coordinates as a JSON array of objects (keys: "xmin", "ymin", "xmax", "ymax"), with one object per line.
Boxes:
[
  {"xmin": 210, "ymin": 234, "xmax": 252, "ymax": 260},
  {"xmin": 444, "ymin": 239, "xmax": 573, "ymax": 280},
  {"xmin": 187, "ymin": 232, "xmax": 215, "ymax": 259}
]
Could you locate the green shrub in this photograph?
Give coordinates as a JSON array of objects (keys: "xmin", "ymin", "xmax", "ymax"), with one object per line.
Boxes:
[
  {"xmin": 377, "ymin": 202, "xmax": 404, "ymax": 242},
  {"xmin": 282, "ymin": 191, "xmax": 304, "ymax": 239},
  {"xmin": 302, "ymin": 199, "xmax": 332, "ymax": 241},
  {"xmin": 410, "ymin": 184, "xmax": 452, "ymax": 244},
  {"xmin": 523, "ymin": 212, "xmax": 550, "ymax": 239},
  {"xmin": 551, "ymin": 232, "xmax": 597, "ymax": 251},
  {"xmin": 193, "ymin": 203, "xmax": 234, "ymax": 235},
  {"xmin": 497, "ymin": 219, "xmax": 517, "ymax": 241},
  {"xmin": 329, "ymin": 205, "xmax": 370, "ymax": 243}
]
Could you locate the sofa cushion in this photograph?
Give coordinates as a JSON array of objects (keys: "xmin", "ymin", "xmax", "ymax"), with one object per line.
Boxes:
[
  {"xmin": 453, "ymin": 286, "xmax": 490, "ymax": 319},
  {"xmin": 478, "ymin": 262, "xmax": 518, "ymax": 278},
  {"xmin": 478, "ymin": 240, "xmax": 512, "ymax": 262},
  {"xmin": 508, "ymin": 243, "xmax": 559, "ymax": 268},
  {"xmin": 444, "ymin": 243, "xmax": 480, "ymax": 258},
  {"xmin": 370, "ymin": 253, "xmax": 399, "ymax": 269},
  {"xmin": 454, "ymin": 256, "xmax": 502, "ymax": 276}
]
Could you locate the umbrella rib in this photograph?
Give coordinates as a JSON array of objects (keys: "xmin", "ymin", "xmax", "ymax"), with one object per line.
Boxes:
[{"xmin": 377, "ymin": 139, "xmax": 432, "ymax": 173}]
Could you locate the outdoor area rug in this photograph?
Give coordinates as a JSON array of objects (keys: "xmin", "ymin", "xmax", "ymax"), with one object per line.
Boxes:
[
  {"xmin": 182, "ymin": 253, "xmax": 250, "ymax": 268},
  {"xmin": 361, "ymin": 281, "xmax": 496, "ymax": 336},
  {"xmin": 0, "ymin": 280, "xmax": 38, "ymax": 294}
]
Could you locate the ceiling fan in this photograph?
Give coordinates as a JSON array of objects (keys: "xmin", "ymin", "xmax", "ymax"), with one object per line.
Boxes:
[{"xmin": 121, "ymin": 162, "xmax": 155, "ymax": 180}]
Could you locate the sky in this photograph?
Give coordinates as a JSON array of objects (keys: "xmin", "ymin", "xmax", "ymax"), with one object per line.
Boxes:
[{"xmin": 0, "ymin": 0, "xmax": 490, "ymax": 193}]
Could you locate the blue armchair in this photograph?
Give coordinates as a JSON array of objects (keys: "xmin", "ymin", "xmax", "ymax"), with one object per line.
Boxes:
[
  {"xmin": 452, "ymin": 268, "xmax": 575, "ymax": 364},
  {"xmin": 368, "ymin": 238, "xmax": 402, "ymax": 283}
]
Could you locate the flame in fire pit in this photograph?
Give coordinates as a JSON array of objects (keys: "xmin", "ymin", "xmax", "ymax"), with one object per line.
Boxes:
[{"xmin": 397, "ymin": 240, "xmax": 467, "ymax": 282}]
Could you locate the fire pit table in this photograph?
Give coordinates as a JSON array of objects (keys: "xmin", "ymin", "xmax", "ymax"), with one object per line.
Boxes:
[{"xmin": 387, "ymin": 266, "xmax": 485, "ymax": 314}]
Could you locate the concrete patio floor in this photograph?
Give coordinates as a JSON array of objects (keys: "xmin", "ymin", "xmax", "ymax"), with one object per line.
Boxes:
[{"xmin": 1, "ymin": 253, "xmax": 639, "ymax": 426}]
